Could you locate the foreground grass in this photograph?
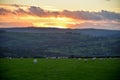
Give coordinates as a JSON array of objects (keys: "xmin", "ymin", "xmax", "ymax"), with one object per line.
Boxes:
[{"xmin": 0, "ymin": 58, "xmax": 120, "ymax": 80}]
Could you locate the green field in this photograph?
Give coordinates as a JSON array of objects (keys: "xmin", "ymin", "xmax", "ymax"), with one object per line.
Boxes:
[{"xmin": 0, "ymin": 58, "xmax": 120, "ymax": 80}]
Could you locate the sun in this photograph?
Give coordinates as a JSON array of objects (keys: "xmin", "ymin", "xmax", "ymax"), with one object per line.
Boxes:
[
  {"xmin": 32, "ymin": 16, "xmax": 76, "ymax": 29},
  {"xmin": 15, "ymin": 15, "xmax": 78, "ymax": 29}
]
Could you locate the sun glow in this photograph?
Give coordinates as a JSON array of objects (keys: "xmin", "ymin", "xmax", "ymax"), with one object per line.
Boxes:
[
  {"xmin": 31, "ymin": 16, "xmax": 77, "ymax": 29},
  {"xmin": 0, "ymin": 12, "xmax": 79, "ymax": 28},
  {"xmin": 0, "ymin": 4, "xmax": 82, "ymax": 29}
]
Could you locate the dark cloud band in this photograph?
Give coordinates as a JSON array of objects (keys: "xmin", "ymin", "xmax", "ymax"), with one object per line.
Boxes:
[{"xmin": 0, "ymin": 5, "xmax": 120, "ymax": 21}]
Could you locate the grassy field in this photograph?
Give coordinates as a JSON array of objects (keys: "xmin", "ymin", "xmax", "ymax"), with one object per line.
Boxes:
[{"xmin": 0, "ymin": 58, "xmax": 120, "ymax": 80}]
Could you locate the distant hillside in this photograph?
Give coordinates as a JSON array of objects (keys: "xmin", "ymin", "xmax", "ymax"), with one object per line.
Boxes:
[
  {"xmin": 0, "ymin": 28, "xmax": 120, "ymax": 58},
  {"xmin": 0, "ymin": 27, "xmax": 120, "ymax": 37},
  {"xmin": 74, "ymin": 29, "xmax": 120, "ymax": 37}
]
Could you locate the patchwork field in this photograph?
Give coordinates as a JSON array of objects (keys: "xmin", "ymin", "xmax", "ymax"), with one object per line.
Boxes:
[
  {"xmin": 0, "ymin": 58, "xmax": 120, "ymax": 80},
  {"xmin": 0, "ymin": 28, "xmax": 120, "ymax": 58}
]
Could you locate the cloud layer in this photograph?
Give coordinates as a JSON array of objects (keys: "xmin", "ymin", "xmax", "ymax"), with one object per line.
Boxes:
[{"xmin": 0, "ymin": 4, "xmax": 120, "ymax": 30}]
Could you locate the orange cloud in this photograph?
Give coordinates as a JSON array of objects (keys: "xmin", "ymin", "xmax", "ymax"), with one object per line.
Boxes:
[{"xmin": 0, "ymin": 4, "xmax": 120, "ymax": 30}]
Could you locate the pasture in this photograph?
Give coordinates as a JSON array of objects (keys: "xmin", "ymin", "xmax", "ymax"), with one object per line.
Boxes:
[{"xmin": 0, "ymin": 58, "xmax": 120, "ymax": 80}]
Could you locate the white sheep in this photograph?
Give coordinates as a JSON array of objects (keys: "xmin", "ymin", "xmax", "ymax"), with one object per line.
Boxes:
[{"xmin": 33, "ymin": 59, "xmax": 38, "ymax": 63}]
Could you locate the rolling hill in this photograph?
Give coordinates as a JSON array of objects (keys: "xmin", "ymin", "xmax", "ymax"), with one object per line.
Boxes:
[{"xmin": 0, "ymin": 27, "xmax": 120, "ymax": 58}]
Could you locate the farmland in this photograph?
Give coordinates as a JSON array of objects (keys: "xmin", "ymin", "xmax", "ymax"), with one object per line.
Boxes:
[
  {"xmin": 0, "ymin": 28, "xmax": 120, "ymax": 80},
  {"xmin": 0, "ymin": 28, "xmax": 120, "ymax": 58},
  {"xmin": 0, "ymin": 58, "xmax": 120, "ymax": 80}
]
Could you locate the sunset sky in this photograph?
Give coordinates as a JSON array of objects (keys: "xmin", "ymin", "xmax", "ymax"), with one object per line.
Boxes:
[{"xmin": 0, "ymin": 0, "xmax": 120, "ymax": 30}]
